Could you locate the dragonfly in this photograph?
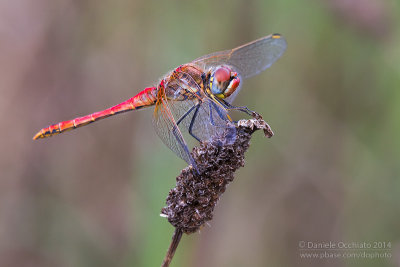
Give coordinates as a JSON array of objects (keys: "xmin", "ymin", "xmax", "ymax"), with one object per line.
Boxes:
[{"xmin": 33, "ymin": 33, "xmax": 287, "ymax": 171}]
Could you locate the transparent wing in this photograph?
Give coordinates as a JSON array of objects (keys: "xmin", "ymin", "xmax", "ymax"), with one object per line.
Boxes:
[
  {"xmin": 192, "ymin": 34, "xmax": 287, "ymax": 79},
  {"xmin": 176, "ymin": 96, "xmax": 236, "ymax": 144},
  {"xmin": 153, "ymin": 81, "xmax": 235, "ymax": 166},
  {"xmin": 153, "ymin": 90, "xmax": 194, "ymax": 166}
]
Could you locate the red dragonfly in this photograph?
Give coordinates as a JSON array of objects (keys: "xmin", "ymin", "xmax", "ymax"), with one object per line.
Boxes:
[{"xmin": 34, "ymin": 34, "xmax": 287, "ymax": 170}]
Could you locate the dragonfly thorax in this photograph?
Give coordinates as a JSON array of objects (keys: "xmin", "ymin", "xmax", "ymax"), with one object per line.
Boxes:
[{"xmin": 209, "ymin": 66, "xmax": 240, "ymax": 99}]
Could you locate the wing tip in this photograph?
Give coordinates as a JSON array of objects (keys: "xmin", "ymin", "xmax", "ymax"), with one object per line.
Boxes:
[
  {"xmin": 272, "ymin": 33, "xmax": 282, "ymax": 39},
  {"xmin": 271, "ymin": 33, "xmax": 287, "ymax": 51}
]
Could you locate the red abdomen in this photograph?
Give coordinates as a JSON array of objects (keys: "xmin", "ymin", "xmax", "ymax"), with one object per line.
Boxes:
[{"xmin": 33, "ymin": 87, "xmax": 157, "ymax": 140}]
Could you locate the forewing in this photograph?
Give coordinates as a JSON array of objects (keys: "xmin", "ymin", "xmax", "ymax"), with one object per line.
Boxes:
[{"xmin": 192, "ymin": 34, "xmax": 287, "ymax": 79}]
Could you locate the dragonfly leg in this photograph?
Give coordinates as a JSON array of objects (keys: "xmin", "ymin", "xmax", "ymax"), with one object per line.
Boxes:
[
  {"xmin": 169, "ymin": 102, "xmax": 202, "ymax": 173},
  {"xmin": 172, "ymin": 103, "xmax": 201, "ymax": 142},
  {"xmin": 171, "ymin": 126, "xmax": 199, "ymax": 173},
  {"xmin": 209, "ymin": 101, "xmax": 230, "ymax": 127},
  {"xmin": 208, "ymin": 101, "xmax": 236, "ymax": 143},
  {"xmin": 187, "ymin": 104, "xmax": 201, "ymax": 142},
  {"xmin": 218, "ymin": 98, "xmax": 254, "ymax": 116},
  {"xmin": 174, "ymin": 104, "xmax": 197, "ymax": 125}
]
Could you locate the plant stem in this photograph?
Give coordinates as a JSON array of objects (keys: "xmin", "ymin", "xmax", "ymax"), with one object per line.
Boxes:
[{"xmin": 161, "ymin": 228, "xmax": 183, "ymax": 267}]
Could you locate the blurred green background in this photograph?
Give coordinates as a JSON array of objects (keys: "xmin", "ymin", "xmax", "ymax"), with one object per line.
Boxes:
[{"xmin": 1, "ymin": 0, "xmax": 400, "ymax": 266}]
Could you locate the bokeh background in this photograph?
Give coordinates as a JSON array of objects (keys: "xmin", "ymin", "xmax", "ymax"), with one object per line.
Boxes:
[{"xmin": 1, "ymin": 0, "xmax": 400, "ymax": 266}]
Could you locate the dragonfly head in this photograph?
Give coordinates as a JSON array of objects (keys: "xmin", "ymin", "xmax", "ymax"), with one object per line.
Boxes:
[{"xmin": 209, "ymin": 66, "xmax": 240, "ymax": 98}]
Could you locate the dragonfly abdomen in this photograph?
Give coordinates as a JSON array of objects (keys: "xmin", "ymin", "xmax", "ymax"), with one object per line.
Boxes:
[{"xmin": 33, "ymin": 87, "xmax": 158, "ymax": 140}]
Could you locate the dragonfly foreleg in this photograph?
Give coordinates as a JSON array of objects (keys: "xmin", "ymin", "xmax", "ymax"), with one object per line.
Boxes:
[{"xmin": 219, "ymin": 98, "xmax": 254, "ymax": 116}]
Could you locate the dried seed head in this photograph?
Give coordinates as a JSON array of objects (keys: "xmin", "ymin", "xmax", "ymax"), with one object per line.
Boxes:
[{"xmin": 161, "ymin": 113, "xmax": 273, "ymax": 234}]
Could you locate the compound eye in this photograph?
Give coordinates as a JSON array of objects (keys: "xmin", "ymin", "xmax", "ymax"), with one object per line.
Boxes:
[{"xmin": 214, "ymin": 67, "xmax": 231, "ymax": 83}]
